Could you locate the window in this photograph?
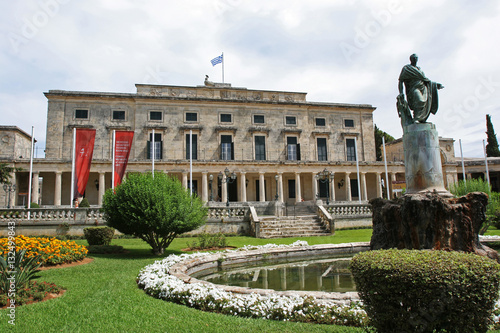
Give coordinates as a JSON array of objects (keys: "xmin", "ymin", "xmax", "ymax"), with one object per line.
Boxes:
[
  {"xmin": 285, "ymin": 116, "xmax": 296, "ymax": 125},
  {"xmin": 186, "ymin": 133, "xmax": 198, "ymax": 160},
  {"xmin": 113, "ymin": 110, "xmax": 125, "ymax": 120},
  {"xmin": 315, "ymin": 118, "xmax": 326, "ymax": 126},
  {"xmin": 147, "ymin": 133, "xmax": 163, "ymax": 160},
  {"xmin": 346, "ymin": 138, "xmax": 356, "ymax": 161},
  {"xmin": 287, "ymin": 137, "xmax": 300, "ymax": 161},
  {"xmin": 220, "ymin": 114, "xmax": 232, "ymax": 123},
  {"xmin": 75, "ymin": 109, "xmax": 88, "ymax": 119},
  {"xmin": 317, "ymin": 138, "xmax": 327, "ymax": 161},
  {"xmin": 254, "ymin": 136, "xmax": 266, "ymax": 161},
  {"xmin": 253, "ymin": 115, "xmax": 265, "ymax": 124},
  {"xmin": 344, "ymin": 119, "xmax": 354, "ymax": 127},
  {"xmin": 220, "ymin": 135, "xmax": 233, "ymax": 160},
  {"xmin": 186, "ymin": 112, "xmax": 197, "ymax": 122},
  {"xmin": 150, "ymin": 111, "xmax": 162, "ymax": 121}
]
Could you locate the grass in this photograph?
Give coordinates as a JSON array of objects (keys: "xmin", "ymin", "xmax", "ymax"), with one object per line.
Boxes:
[
  {"xmin": 0, "ymin": 230, "xmax": 370, "ymax": 333},
  {"xmin": 2, "ymin": 228, "xmax": 499, "ymax": 332}
]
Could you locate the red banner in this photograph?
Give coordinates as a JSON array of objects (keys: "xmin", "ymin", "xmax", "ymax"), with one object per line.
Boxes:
[
  {"xmin": 74, "ymin": 129, "xmax": 96, "ymax": 200},
  {"xmin": 113, "ymin": 131, "xmax": 134, "ymax": 188}
]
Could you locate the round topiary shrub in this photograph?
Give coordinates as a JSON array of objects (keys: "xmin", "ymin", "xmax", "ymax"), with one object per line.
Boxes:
[
  {"xmin": 83, "ymin": 226, "xmax": 115, "ymax": 246},
  {"xmin": 79, "ymin": 198, "xmax": 90, "ymax": 208},
  {"xmin": 350, "ymin": 249, "xmax": 500, "ymax": 333}
]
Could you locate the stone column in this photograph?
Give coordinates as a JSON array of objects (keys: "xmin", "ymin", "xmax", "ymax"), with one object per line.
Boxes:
[
  {"xmin": 221, "ymin": 173, "xmax": 227, "ymax": 203},
  {"xmin": 259, "ymin": 172, "xmax": 266, "ymax": 202},
  {"xmin": 361, "ymin": 172, "xmax": 368, "ymax": 201},
  {"xmin": 330, "ymin": 172, "xmax": 336, "ymax": 202},
  {"xmin": 311, "ymin": 172, "xmax": 318, "ymax": 201},
  {"xmin": 54, "ymin": 171, "xmax": 62, "ymax": 206},
  {"xmin": 32, "ymin": 172, "xmax": 39, "ymax": 205},
  {"xmin": 278, "ymin": 172, "xmax": 283, "ymax": 203},
  {"xmin": 201, "ymin": 172, "xmax": 208, "ymax": 202},
  {"xmin": 345, "ymin": 172, "xmax": 352, "ymax": 201},
  {"xmin": 9, "ymin": 171, "xmax": 16, "ymax": 208},
  {"xmin": 98, "ymin": 172, "xmax": 105, "ymax": 206},
  {"xmin": 295, "ymin": 172, "xmax": 301, "ymax": 203},
  {"xmin": 182, "ymin": 172, "xmax": 188, "ymax": 189},
  {"xmin": 376, "ymin": 172, "xmax": 383, "ymax": 198},
  {"xmin": 240, "ymin": 172, "xmax": 247, "ymax": 202}
]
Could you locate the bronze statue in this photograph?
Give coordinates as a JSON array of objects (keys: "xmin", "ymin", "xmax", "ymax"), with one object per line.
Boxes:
[{"xmin": 397, "ymin": 54, "xmax": 444, "ymax": 127}]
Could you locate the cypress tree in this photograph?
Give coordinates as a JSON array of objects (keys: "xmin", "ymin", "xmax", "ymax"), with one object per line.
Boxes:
[
  {"xmin": 486, "ymin": 114, "xmax": 500, "ymax": 157},
  {"xmin": 374, "ymin": 125, "xmax": 395, "ymax": 161}
]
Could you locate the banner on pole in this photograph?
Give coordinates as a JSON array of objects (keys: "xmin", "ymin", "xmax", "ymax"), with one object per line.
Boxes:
[
  {"xmin": 73, "ymin": 129, "xmax": 96, "ymax": 201},
  {"xmin": 113, "ymin": 131, "xmax": 134, "ymax": 188}
]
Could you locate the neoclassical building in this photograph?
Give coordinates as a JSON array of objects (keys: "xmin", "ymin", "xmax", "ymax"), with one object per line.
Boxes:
[{"xmin": 8, "ymin": 81, "xmax": 490, "ymax": 208}]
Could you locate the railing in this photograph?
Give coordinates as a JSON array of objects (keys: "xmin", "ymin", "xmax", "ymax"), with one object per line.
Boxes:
[
  {"xmin": 248, "ymin": 206, "xmax": 260, "ymax": 238},
  {"xmin": 317, "ymin": 205, "xmax": 333, "ymax": 233},
  {"xmin": 326, "ymin": 203, "xmax": 372, "ymax": 218},
  {"xmin": 206, "ymin": 206, "xmax": 248, "ymax": 220},
  {"xmin": 0, "ymin": 208, "xmax": 105, "ymax": 224}
]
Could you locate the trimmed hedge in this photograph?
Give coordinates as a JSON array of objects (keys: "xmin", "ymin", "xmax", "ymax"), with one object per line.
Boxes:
[
  {"xmin": 83, "ymin": 226, "xmax": 115, "ymax": 246},
  {"xmin": 350, "ymin": 249, "xmax": 500, "ymax": 333}
]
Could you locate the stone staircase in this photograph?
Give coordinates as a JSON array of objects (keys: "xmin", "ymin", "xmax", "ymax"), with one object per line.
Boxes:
[{"xmin": 258, "ymin": 214, "xmax": 330, "ymax": 238}]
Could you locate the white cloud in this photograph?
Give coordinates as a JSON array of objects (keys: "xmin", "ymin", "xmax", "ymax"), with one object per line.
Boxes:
[{"xmin": 0, "ymin": 0, "xmax": 499, "ymax": 158}]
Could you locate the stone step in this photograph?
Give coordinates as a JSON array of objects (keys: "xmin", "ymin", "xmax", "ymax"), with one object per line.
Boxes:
[{"xmin": 259, "ymin": 231, "xmax": 331, "ymax": 238}]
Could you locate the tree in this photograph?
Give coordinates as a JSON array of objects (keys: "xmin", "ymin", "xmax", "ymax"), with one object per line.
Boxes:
[
  {"xmin": 486, "ymin": 114, "xmax": 500, "ymax": 157},
  {"xmin": 0, "ymin": 163, "xmax": 20, "ymax": 185},
  {"xmin": 374, "ymin": 125, "xmax": 395, "ymax": 161},
  {"xmin": 102, "ymin": 172, "xmax": 207, "ymax": 255}
]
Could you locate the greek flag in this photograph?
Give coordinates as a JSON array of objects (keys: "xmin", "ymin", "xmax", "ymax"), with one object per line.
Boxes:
[{"xmin": 211, "ymin": 54, "xmax": 223, "ymax": 66}]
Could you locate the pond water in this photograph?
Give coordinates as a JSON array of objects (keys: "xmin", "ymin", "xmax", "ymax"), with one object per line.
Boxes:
[{"xmin": 192, "ymin": 255, "xmax": 356, "ymax": 293}]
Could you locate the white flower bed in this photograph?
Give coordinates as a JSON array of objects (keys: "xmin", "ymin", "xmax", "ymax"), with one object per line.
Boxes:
[
  {"xmin": 137, "ymin": 240, "xmax": 500, "ymax": 329},
  {"xmin": 137, "ymin": 241, "xmax": 367, "ymax": 327}
]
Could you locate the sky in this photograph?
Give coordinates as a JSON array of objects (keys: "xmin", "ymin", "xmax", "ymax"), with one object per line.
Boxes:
[{"xmin": 1, "ymin": 0, "xmax": 499, "ymax": 158}]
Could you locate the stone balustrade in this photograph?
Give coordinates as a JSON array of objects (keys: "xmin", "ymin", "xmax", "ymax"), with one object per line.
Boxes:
[
  {"xmin": 326, "ymin": 203, "xmax": 372, "ymax": 218},
  {"xmin": 206, "ymin": 206, "xmax": 248, "ymax": 220},
  {"xmin": 0, "ymin": 208, "xmax": 105, "ymax": 224}
]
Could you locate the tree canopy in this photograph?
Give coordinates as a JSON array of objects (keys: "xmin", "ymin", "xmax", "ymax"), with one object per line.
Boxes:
[
  {"xmin": 374, "ymin": 125, "xmax": 395, "ymax": 161},
  {"xmin": 486, "ymin": 114, "xmax": 500, "ymax": 157},
  {"xmin": 102, "ymin": 172, "xmax": 207, "ymax": 255}
]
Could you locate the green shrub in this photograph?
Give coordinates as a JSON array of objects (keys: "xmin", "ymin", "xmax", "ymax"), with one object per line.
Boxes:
[
  {"xmin": 187, "ymin": 232, "xmax": 228, "ymax": 250},
  {"xmin": 350, "ymin": 249, "xmax": 500, "ymax": 333},
  {"xmin": 102, "ymin": 172, "xmax": 207, "ymax": 255},
  {"xmin": 83, "ymin": 226, "xmax": 115, "ymax": 246},
  {"xmin": 86, "ymin": 245, "xmax": 125, "ymax": 254},
  {"xmin": 25, "ymin": 202, "xmax": 40, "ymax": 208},
  {"xmin": 79, "ymin": 198, "xmax": 90, "ymax": 208},
  {"xmin": 0, "ymin": 249, "xmax": 42, "ymax": 293}
]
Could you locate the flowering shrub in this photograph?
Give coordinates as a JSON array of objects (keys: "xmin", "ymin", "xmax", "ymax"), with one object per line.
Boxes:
[
  {"xmin": 137, "ymin": 241, "xmax": 367, "ymax": 327},
  {"xmin": 0, "ymin": 235, "xmax": 88, "ymax": 266}
]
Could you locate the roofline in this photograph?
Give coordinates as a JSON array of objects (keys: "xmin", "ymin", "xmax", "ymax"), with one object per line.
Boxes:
[{"xmin": 0, "ymin": 126, "xmax": 36, "ymax": 142}]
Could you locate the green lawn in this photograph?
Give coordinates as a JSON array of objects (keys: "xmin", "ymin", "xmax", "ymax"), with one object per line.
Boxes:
[
  {"xmin": 0, "ymin": 230, "xmax": 370, "ymax": 333},
  {"xmin": 1, "ymin": 228, "xmax": 499, "ymax": 332}
]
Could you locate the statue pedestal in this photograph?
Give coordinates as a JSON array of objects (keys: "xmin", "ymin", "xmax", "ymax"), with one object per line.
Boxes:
[{"xmin": 403, "ymin": 123, "xmax": 451, "ymax": 196}]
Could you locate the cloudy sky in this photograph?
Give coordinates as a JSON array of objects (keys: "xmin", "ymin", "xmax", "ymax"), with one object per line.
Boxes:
[{"xmin": 1, "ymin": 0, "xmax": 499, "ymax": 158}]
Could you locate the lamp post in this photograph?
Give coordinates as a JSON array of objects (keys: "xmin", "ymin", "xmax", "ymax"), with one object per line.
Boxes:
[
  {"xmin": 209, "ymin": 174, "xmax": 213, "ymax": 202},
  {"xmin": 316, "ymin": 168, "xmax": 334, "ymax": 205},
  {"xmin": 274, "ymin": 175, "xmax": 279, "ymax": 201},
  {"xmin": 3, "ymin": 184, "xmax": 16, "ymax": 209},
  {"xmin": 218, "ymin": 167, "xmax": 236, "ymax": 207}
]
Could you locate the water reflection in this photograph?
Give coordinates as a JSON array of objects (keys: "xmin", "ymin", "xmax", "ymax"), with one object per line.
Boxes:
[{"xmin": 195, "ymin": 257, "xmax": 356, "ymax": 293}]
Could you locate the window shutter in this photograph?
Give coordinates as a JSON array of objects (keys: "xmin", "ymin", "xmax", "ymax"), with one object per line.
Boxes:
[
  {"xmin": 231, "ymin": 142, "xmax": 234, "ymax": 160},
  {"xmin": 159, "ymin": 141, "xmax": 163, "ymax": 159},
  {"xmin": 147, "ymin": 141, "xmax": 151, "ymax": 159},
  {"xmin": 297, "ymin": 144, "xmax": 301, "ymax": 161}
]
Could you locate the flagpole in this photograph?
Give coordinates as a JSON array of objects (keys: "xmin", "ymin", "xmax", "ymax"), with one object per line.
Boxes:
[
  {"xmin": 28, "ymin": 126, "xmax": 34, "ymax": 219},
  {"xmin": 354, "ymin": 137, "xmax": 361, "ymax": 203},
  {"xmin": 152, "ymin": 129, "xmax": 155, "ymax": 178},
  {"xmin": 70, "ymin": 128, "xmax": 76, "ymax": 208},
  {"xmin": 190, "ymin": 130, "xmax": 193, "ymax": 202},
  {"xmin": 459, "ymin": 139, "xmax": 466, "ymax": 187},
  {"xmin": 382, "ymin": 136, "xmax": 389, "ymax": 199},
  {"xmin": 483, "ymin": 139, "xmax": 490, "ymax": 187},
  {"xmin": 222, "ymin": 52, "xmax": 224, "ymax": 83},
  {"xmin": 112, "ymin": 130, "xmax": 116, "ymax": 190}
]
